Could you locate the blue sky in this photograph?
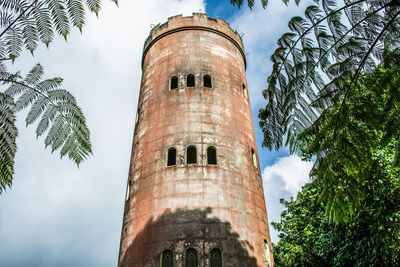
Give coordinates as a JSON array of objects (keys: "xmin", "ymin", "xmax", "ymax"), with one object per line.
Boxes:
[
  {"xmin": 205, "ymin": 0, "xmax": 242, "ymax": 20},
  {"xmin": 0, "ymin": 0, "xmax": 313, "ymax": 266}
]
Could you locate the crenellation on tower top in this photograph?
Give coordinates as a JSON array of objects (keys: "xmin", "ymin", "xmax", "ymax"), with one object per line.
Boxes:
[
  {"xmin": 142, "ymin": 13, "xmax": 246, "ymax": 70},
  {"xmin": 147, "ymin": 13, "xmax": 243, "ymax": 45}
]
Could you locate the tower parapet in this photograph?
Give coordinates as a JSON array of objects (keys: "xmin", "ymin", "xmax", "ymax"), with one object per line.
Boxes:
[
  {"xmin": 142, "ymin": 13, "xmax": 246, "ymax": 70},
  {"xmin": 119, "ymin": 13, "xmax": 273, "ymax": 267}
]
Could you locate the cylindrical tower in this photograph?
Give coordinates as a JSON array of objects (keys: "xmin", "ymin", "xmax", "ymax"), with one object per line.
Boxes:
[{"xmin": 119, "ymin": 13, "xmax": 274, "ymax": 267}]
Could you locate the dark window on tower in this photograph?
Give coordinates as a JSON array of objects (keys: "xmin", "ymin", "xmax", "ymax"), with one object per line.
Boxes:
[
  {"xmin": 204, "ymin": 75, "xmax": 212, "ymax": 88},
  {"xmin": 187, "ymin": 74, "xmax": 195, "ymax": 87},
  {"xmin": 207, "ymin": 146, "xmax": 217, "ymax": 165},
  {"xmin": 170, "ymin": 76, "xmax": 178, "ymax": 90},
  {"xmin": 161, "ymin": 250, "xmax": 173, "ymax": 267},
  {"xmin": 243, "ymin": 84, "xmax": 247, "ymax": 97},
  {"xmin": 167, "ymin": 147, "xmax": 177, "ymax": 166},
  {"xmin": 186, "ymin": 146, "xmax": 197, "ymax": 164},
  {"xmin": 185, "ymin": 248, "xmax": 198, "ymax": 267},
  {"xmin": 210, "ymin": 248, "xmax": 222, "ymax": 267}
]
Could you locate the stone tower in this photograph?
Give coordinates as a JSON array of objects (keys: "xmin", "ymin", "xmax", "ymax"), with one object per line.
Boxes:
[{"xmin": 119, "ymin": 13, "xmax": 274, "ymax": 267}]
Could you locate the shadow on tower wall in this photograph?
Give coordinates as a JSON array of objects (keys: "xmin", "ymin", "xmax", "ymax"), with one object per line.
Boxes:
[{"xmin": 119, "ymin": 207, "xmax": 260, "ymax": 267}]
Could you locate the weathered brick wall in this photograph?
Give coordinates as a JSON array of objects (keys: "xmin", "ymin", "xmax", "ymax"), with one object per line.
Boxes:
[{"xmin": 119, "ymin": 13, "xmax": 274, "ymax": 267}]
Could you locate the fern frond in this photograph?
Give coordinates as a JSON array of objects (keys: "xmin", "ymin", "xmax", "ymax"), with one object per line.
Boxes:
[
  {"xmin": 5, "ymin": 26, "xmax": 22, "ymax": 57},
  {"xmin": 66, "ymin": 0, "xmax": 85, "ymax": 31},
  {"xmin": 36, "ymin": 77, "xmax": 63, "ymax": 92},
  {"xmin": 5, "ymin": 81, "xmax": 27, "ymax": 96},
  {"xmin": 21, "ymin": 19, "xmax": 39, "ymax": 53},
  {"xmin": 0, "ymin": 92, "xmax": 17, "ymax": 194},
  {"xmin": 33, "ymin": 4, "xmax": 54, "ymax": 46},
  {"xmin": 0, "ymin": 0, "xmax": 118, "ymax": 56},
  {"xmin": 85, "ymin": 0, "xmax": 101, "ymax": 16},
  {"xmin": 25, "ymin": 94, "xmax": 49, "ymax": 125},
  {"xmin": 0, "ymin": 9, "xmax": 15, "ymax": 28},
  {"xmin": 1, "ymin": 64, "xmax": 92, "ymax": 166},
  {"xmin": 24, "ymin": 63, "xmax": 44, "ymax": 85},
  {"xmin": 0, "ymin": 0, "xmax": 30, "ymax": 12},
  {"xmin": 36, "ymin": 104, "xmax": 57, "ymax": 136},
  {"xmin": 47, "ymin": 0, "xmax": 70, "ymax": 38},
  {"xmin": 15, "ymin": 89, "xmax": 39, "ymax": 111}
]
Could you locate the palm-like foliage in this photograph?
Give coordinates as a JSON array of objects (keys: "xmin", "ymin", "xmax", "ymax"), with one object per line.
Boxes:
[
  {"xmin": 0, "ymin": 0, "xmax": 117, "ymax": 193},
  {"xmin": 230, "ymin": 0, "xmax": 400, "ymax": 221},
  {"xmin": 0, "ymin": 0, "xmax": 118, "ymax": 59},
  {"xmin": 4, "ymin": 64, "xmax": 91, "ymax": 163},
  {"xmin": 259, "ymin": 0, "xmax": 400, "ymax": 153},
  {"xmin": 231, "ymin": 0, "xmax": 400, "ymax": 152}
]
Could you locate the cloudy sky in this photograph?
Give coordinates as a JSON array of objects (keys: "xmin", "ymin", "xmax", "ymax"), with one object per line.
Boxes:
[{"xmin": 0, "ymin": 0, "xmax": 313, "ymax": 265}]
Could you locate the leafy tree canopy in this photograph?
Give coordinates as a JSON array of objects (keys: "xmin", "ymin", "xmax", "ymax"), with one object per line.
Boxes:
[
  {"xmin": 272, "ymin": 48, "xmax": 400, "ymax": 264},
  {"xmin": 297, "ymin": 48, "xmax": 400, "ymax": 222},
  {"xmin": 0, "ymin": 0, "xmax": 117, "ymax": 193},
  {"xmin": 273, "ymin": 156, "xmax": 400, "ymax": 266}
]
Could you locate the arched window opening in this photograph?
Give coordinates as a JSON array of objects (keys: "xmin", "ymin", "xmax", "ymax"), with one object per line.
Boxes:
[
  {"xmin": 252, "ymin": 149, "xmax": 257, "ymax": 167},
  {"xmin": 161, "ymin": 250, "xmax": 173, "ymax": 267},
  {"xmin": 125, "ymin": 181, "xmax": 131, "ymax": 201},
  {"xmin": 210, "ymin": 248, "xmax": 222, "ymax": 267},
  {"xmin": 242, "ymin": 84, "xmax": 247, "ymax": 98},
  {"xmin": 264, "ymin": 240, "xmax": 271, "ymax": 267},
  {"xmin": 207, "ymin": 146, "xmax": 217, "ymax": 165},
  {"xmin": 167, "ymin": 147, "xmax": 177, "ymax": 166},
  {"xmin": 170, "ymin": 76, "xmax": 178, "ymax": 90},
  {"xmin": 186, "ymin": 146, "xmax": 197, "ymax": 164},
  {"xmin": 187, "ymin": 74, "xmax": 195, "ymax": 87},
  {"xmin": 204, "ymin": 75, "xmax": 212, "ymax": 88},
  {"xmin": 185, "ymin": 248, "xmax": 198, "ymax": 267}
]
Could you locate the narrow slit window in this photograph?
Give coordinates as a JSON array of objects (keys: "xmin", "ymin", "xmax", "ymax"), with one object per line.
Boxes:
[
  {"xmin": 264, "ymin": 240, "xmax": 271, "ymax": 267},
  {"xmin": 243, "ymin": 84, "xmax": 247, "ymax": 98},
  {"xmin": 186, "ymin": 146, "xmax": 197, "ymax": 164},
  {"xmin": 187, "ymin": 74, "xmax": 195, "ymax": 87},
  {"xmin": 207, "ymin": 146, "xmax": 217, "ymax": 165},
  {"xmin": 161, "ymin": 250, "xmax": 173, "ymax": 267},
  {"xmin": 167, "ymin": 148, "xmax": 177, "ymax": 166},
  {"xmin": 135, "ymin": 107, "xmax": 140, "ymax": 124},
  {"xmin": 210, "ymin": 248, "xmax": 222, "ymax": 267},
  {"xmin": 204, "ymin": 75, "xmax": 212, "ymax": 88},
  {"xmin": 125, "ymin": 181, "xmax": 131, "ymax": 201},
  {"xmin": 185, "ymin": 248, "xmax": 198, "ymax": 267},
  {"xmin": 170, "ymin": 76, "xmax": 178, "ymax": 90},
  {"xmin": 252, "ymin": 149, "xmax": 257, "ymax": 167}
]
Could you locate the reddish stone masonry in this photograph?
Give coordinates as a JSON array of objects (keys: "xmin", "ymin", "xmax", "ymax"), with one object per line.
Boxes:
[{"xmin": 118, "ymin": 13, "xmax": 274, "ymax": 267}]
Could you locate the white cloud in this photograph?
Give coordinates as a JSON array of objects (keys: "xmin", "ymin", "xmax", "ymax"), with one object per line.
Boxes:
[
  {"xmin": 261, "ymin": 155, "xmax": 313, "ymax": 243},
  {"xmin": 0, "ymin": 0, "xmax": 316, "ymax": 262},
  {"xmin": 0, "ymin": 1, "xmax": 205, "ymax": 266},
  {"xmin": 263, "ymin": 155, "xmax": 313, "ymax": 195}
]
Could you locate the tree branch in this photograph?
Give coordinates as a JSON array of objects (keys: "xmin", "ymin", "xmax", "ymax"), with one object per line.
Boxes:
[{"xmin": 0, "ymin": 0, "xmax": 38, "ymax": 39}]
